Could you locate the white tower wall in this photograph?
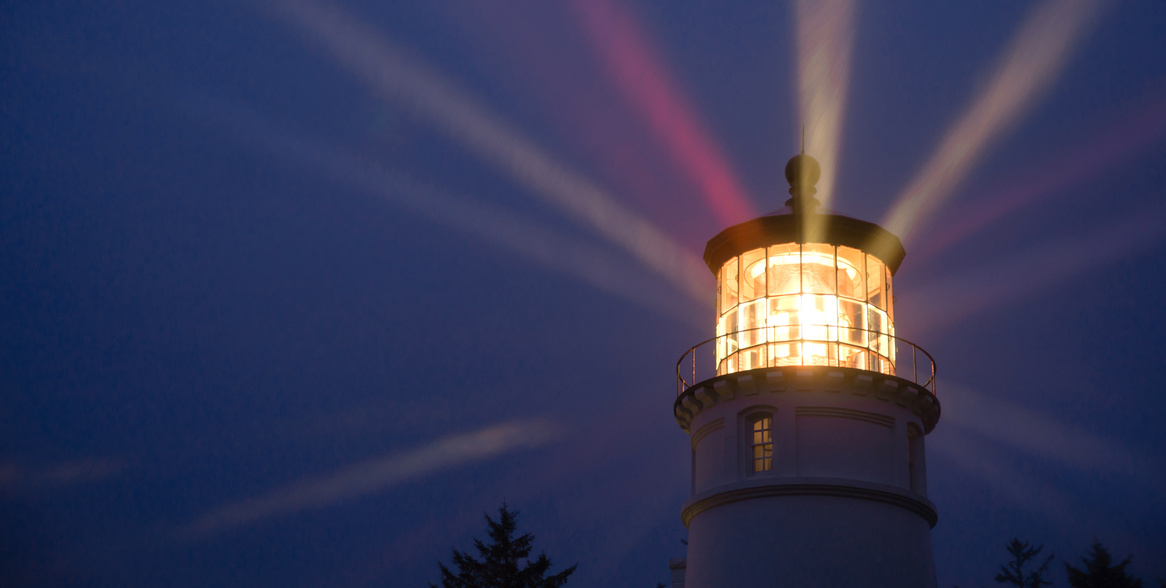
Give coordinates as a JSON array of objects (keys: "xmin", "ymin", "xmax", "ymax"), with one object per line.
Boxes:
[{"xmin": 674, "ymin": 366, "xmax": 940, "ymax": 588}]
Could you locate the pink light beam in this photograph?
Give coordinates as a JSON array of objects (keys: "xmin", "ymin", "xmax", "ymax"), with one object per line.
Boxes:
[{"xmin": 569, "ymin": 0, "xmax": 757, "ymax": 226}]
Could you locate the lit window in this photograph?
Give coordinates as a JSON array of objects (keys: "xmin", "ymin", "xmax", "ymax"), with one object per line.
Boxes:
[{"xmin": 749, "ymin": 416, "xmax": 773, "ymax": 474}]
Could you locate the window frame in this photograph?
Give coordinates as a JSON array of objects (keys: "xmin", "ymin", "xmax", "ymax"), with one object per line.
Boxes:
[{"xmin": 744, "ymin": 412, "xmax": 774, "ymax": 475}]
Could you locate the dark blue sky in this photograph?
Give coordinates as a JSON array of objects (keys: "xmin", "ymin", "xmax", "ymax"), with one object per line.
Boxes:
[{"xmin": 3, "ymin": 1, "xmax": 1165, "ymax": 586}]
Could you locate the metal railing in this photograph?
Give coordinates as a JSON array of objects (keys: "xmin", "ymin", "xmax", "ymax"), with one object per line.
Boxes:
[{"xmin": 676, "ymin": 325, "xmax": 936, "ymax": 396}]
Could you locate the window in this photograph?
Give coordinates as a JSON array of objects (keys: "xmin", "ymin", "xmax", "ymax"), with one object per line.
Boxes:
[
  {"xmin": 908, "ymin": 424, "xmax": 923, "ymax": 492},
  {"xmin": 749, "ymin": 415, "xmax": 773, "ymax": 474}
]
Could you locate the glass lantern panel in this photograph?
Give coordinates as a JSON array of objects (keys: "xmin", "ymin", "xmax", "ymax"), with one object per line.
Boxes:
[
  {"xmin": 868, "ymin": 307, "xmax": 888, "ymax": 354},
  {"xmin": 799, "ymin": 293, "xmax": 839, "ymax": 343},
  {"xmin": 739, "ymin": 248, "xmax": 767, "ymax": 301},
  {"xmin": 839, "ymin": 344, "xmax": 867, "ymax": 370},
  {"xmin": 803, "ymin": 341, "xmax": 836, "ymax": 366},
  {"xmin": 740, "ymin": 346, "xmax": 765, "ymax": 371},
  {"xmin": 801, "ymin": 244, "xmax": 837, "ymax": 294},
  {"xmin": 866, "ymin": 254, "xmax": 886, "ymax": 310},
  {"xmin": 767, "ymin": 294, "xmax": 801, "ymax": 342},
  {"xmin": 724, "ymin": 310, "xmax": 740, "ymax": 355},
  {"xmin": 716, "ymin": 313, "xmax": 730, "ymax": 364},
  {"xmin": 721, "ymin": 352, "xmax": 738, "ymax": 375},
  {"xmin": 886, "ymin": 322, "xmax": 897, "ymax": 365},
  {"xmin": 767, "ymin": 243, "xmax": 801, "ymax": 296},
  {"xmin": 838, "ymin": 298, "xmax": 866, "ymax": 346},
  {"xmin": 837, "ymin": 246, "xmax": 865, "ymax": 299},
  {"xmin": 771, "ymin": 341, "xmax": 801, "ymax": 367},
  {"xmin": 739, "ymin": 298, "xmax": 767, "ymax": 348},
  {"xmin": 885, "ymin": 266, "xmax": 895, "ymax": 323},
  {"xmin": 720, "ymin": 257, "xmax": 739, "ymax": 314}
]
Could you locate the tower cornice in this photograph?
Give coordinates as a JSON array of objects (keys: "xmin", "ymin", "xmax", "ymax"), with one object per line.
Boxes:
[
  {"xmin": 703, "ymin": 213, "xmax": 907, "ymax": 275},
  {"xmin": 674, "ymin": 365, "xmax": 941, "ymax": 434}
]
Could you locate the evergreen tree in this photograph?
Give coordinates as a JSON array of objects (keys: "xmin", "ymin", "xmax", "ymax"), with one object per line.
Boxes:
[
  {"xmin": 432, "ymin": 504, "xmax": 577, "ymax": 588},
  {"xmin": 1065, "ymin": 542, "xmax": 1143, "ymax": 588},
  {"xmin": 995, "ymin": 539, "xmax": 1053, "ymax": 588}
]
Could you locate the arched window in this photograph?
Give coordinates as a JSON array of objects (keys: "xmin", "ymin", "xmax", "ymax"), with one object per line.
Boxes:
[{"xmin": 748, "ymin": 415, "xmax": 773, "ymax": 474}]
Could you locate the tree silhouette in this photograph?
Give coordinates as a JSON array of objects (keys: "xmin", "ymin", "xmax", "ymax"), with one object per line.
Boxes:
[
  {"xmin": 995, "ymin": 538, "xmax": 1053, "ymax": 588},
  {"xmin": 431, "ymin": 504, "xmax": 577, "ymax": 588},
  {"xmin": 1065, "ymin": 542, "xmax": 1144, "ymax": 588}
]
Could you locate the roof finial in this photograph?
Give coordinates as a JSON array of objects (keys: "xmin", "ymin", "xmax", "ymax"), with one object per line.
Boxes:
[{"xmin": 784, "ymin": 152, "xmax": 821, "ymax": 215}]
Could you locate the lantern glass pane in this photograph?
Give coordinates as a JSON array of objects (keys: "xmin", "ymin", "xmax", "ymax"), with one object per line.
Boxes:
[
  {"xmin": 839, "ymin": 344, "xmax": 867, "ymax": 370},
  {"xmin": 739, "ymin": 298, "xmax": 767, "ymax": 348},
  {"xmin": 885, "ymin": 266, "xmax": 895, "ymax": 323},
  {"xmin": 740, "ymin": 248, "xmax": 767, "ymax": 301},
  {"xmin": 837, "ymin": 246, "xmax": 865, "ymax": 300},
  {"xmin": 725, "ymin": 310, "xmax": 740, "ymax": 355},
  {"xmin": 721, "ymin": 257, "xmax": 739, "ymax": 313},
  {"xmin": 838, "ymin": 298, "xmax": 866, "ymax": 345},
  {"xmin": 767, "ymin": 244, "xmax": 801, "ymax": 295},
  {"xmin": 771, "ymin": 341, "xmax": 801, "ymax": 367},
  {"xmin": 767, "ymin": 294, "xmax": 800, "ymax": 342},
  {"xmin": 866, "ymin": 254, "xmax": 885, "ymax": 310},
  {"xmin": 801, "ymin": 244, "xmax": 837, "ymax": 294},
  {"xmin": 740, "ymin": 346, "xmax": 765, "ymax": 371}
]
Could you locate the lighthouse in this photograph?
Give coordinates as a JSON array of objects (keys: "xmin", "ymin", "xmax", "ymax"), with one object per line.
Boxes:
[{"xmin": 671, "ymin": 153, "xmax": 941, "ymax": 587}]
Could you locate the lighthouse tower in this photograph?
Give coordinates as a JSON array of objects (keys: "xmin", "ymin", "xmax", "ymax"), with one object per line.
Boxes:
[{"xmin": 672, "ymin": 153, "xmax": 941, "ymax": 588}]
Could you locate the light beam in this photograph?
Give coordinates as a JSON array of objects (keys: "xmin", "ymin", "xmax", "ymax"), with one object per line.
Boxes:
[
  {"xmin": 902, "ymin": 203, "xmax": 1166, "ymax": 336},
  {"xmin": 266, "ymin": 0, "xmax": 712, "ymax": 304},
  {"xmin": 568, "ymin": 0, "xmax": 756, "ymax": 225},
  {"xmin": 883, "ymin": 0, "xmax": 1101, "ymax": 243},
  {"xmin": 184, "ymin": 419, "xmax": 558, "ymax": 535},
  {"xmin": 913, "ymin": 91, "xmax": 1166, "ymax": 265},
  {"xmin": 939, "ymin": 383, "xmax": 1138, "ymax": 475},
  {"xmin": 0, "ymin": 458, "xmax": 125, "ymax": 492},
  {"xmin": 795, "ymin": 0, "xmax": 857, "ymax": 214},
  {"xmin": 182, "ymin": 93, "xmax": 710, "ymax": 325}
]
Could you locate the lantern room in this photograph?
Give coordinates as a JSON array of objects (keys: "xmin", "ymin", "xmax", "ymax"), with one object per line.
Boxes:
[
  {"xmin": 715, "ymin": 241, "xmax": 894, "ymax": 375},
  {"xmin": 702, "ymin": 153, "xmax": 906, "ymax": 379}
]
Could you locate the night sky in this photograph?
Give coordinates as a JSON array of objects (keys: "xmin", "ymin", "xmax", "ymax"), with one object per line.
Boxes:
[{"xmin": 3, "ymin": 1, "xmax": 1166, "ymax": 586}]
